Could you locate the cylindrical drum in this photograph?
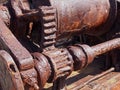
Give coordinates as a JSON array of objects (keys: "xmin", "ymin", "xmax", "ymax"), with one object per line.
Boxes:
[{"xmin": 33, "ymin": 0, "xmax": 117, "ymax": 38}]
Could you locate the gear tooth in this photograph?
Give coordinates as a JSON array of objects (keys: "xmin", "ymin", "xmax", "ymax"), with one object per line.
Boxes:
[
  {"xmin": 43, "ymin": 40, "xmax": 56, "ymax": 47},
  {"xmin": 40, "ymin": 6, "xmax": 57, "ymax": 50},
  {"xmin": 44, "ymin": 34, "xmax": 56, "ymax": 40},
  {"xmin": 44, "ymin": 28, "xmax": 57, "ymax": 35},
  {"xmin": 43, "ymin": 48, "xmax": 73, "ymax": 81},
  {"xmin": 43, "ymin": 21, "xmax": 56, "ymax": 28},
  {"xmin": 41, "ymin": 6, "xmax": 56, "ymax": 15},
  {"xmin": 43, "ymin": 15, "xmax": 55, "ymax": 22}
]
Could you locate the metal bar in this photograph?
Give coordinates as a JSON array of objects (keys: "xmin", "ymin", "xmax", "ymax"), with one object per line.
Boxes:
[{"xmin": 92, "ymin": 38, "xmax": 120, "ymax": 56}]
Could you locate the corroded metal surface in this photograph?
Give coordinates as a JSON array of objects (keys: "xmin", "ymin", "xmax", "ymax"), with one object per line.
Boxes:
[
  {"xmin": 0, "ymin": 5, "xmax": 10, "ymax": 26},
  {"xmin": 32, "ymin": 0, "xmax": 116, "ymax": 36},
  {"xmin": 68, "ymin": 46, "xmax": 87, "ymax": 71},
  {"xmin": 0, "ymin": 18, "xmax": 34, "ymax": 70},
  {"xmin": 32, "ymin": 52, "xmax": 51, "ymax": 89},
  {"xmin": 43, "ymin": 48, "xmax": 73, "ymax": 90},
  {"xmin": 0, "ymin": 0, "xmax": 119, "ymax": 90},
  {"xmin": 9, "ymin": 0, "xmax": 117, "ymax": 40},
  {"xmin": 92, "ymin": 38, "xmax": 120, "ymax": 56},
  {"xmin": 43, "ymin": 48, "xmax": 73, "ymax": 82},
  {"xmin": 0, "ymin": 50, "xmax": 24, "ymax": 90},
  {"xmin": 49, "ymin": 0, "xmax": 117, "ymax": 38},
  {"xmin": 0, "ymin": 17, "xmax": 39, "ymax": 89},
  {"xmin": 67, "ymin": 38, "xmax": 120, "ymax": 71},
  {"xmin": 68, "ymin": 44, "xmax": 94, "ymax": 71},
  {"xmin": 39, "ymin": 6, "xmax": 57, "ymax": 50},
  {"xmin": 20, "ymin": 68, "xmax": 39, "ymax": 90}
]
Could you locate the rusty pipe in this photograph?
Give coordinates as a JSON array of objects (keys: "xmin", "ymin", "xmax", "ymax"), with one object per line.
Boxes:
[
  {"xmin": 68, "ymin": 38, "xmax": 120, "ymax": 70},
  {"xmin": 92, "ymin": 38, "xmax": 120, "ymax": 56}
]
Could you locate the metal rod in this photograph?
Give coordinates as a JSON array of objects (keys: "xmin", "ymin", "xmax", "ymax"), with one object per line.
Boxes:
[{"xmin": 92, "ymin": 38, "xmax": 120, "ymax": 56}]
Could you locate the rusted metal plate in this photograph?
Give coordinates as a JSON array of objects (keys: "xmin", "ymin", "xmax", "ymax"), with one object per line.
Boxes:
[{"xmin": 0, "ymin": 50, "xmax": 24, "ymax": 90}]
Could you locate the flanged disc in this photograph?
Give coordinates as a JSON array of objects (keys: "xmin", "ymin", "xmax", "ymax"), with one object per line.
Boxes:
[{"xmin": 0, "ymin": 50, "xmax": 24, "ymax": 90}]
